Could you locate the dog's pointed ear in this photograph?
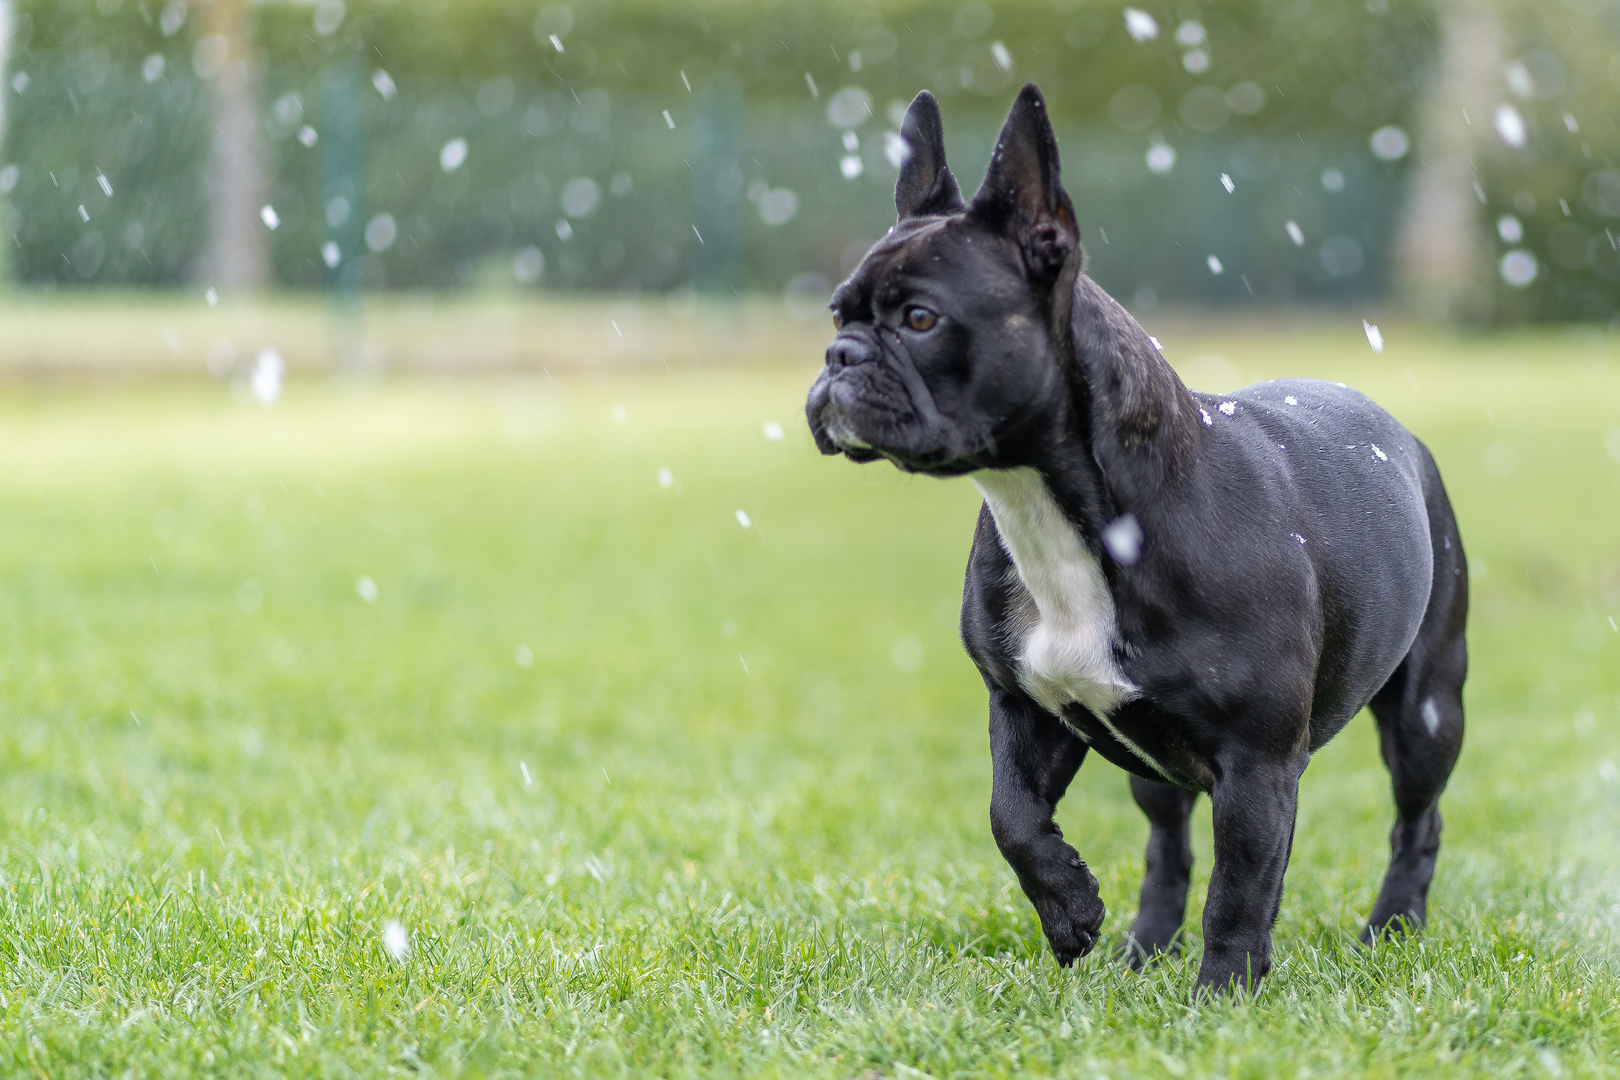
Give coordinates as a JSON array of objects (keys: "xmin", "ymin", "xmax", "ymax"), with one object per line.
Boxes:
[
  {"xmin": 895, "ymin": 91, "xmax": 965, "ymax": 219},
  {"xmin": 971, "ymin": 84, "xmax": 1079, "ymax": 282}
]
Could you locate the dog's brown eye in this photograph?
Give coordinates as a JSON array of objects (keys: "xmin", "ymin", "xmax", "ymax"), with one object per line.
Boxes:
[
  {"xmin": 905, "ymin": 307, "xmax": 937, "ymax": 332},
  {"xmin": 831, "ymin": 310, "xmax": 843, "ymax": 331}
]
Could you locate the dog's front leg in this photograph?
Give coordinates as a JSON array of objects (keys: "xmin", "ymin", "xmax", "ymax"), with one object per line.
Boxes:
[
  {"xmin": 1196, "ymin": 751, "xmax": 1307, "ymax": 993},
  {"xmin": 988, "ymin": 687, "xmax": 1105, "ymax": 965}
]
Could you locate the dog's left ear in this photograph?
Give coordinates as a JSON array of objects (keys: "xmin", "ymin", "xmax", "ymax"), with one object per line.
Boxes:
[{"xmin": 970, "ymin": 84, "xmax": 1079, "ymax": 284}]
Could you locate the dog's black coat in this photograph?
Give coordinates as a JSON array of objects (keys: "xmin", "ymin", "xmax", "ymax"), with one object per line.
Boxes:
[{"xmin": 805, "ymin": 85, "xmax": 1467, "ymax": 992}]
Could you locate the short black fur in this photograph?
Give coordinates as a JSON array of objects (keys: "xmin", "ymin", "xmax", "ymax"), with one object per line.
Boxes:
[{"xmin": 805, "ymin": 85, "xmax": 1468, "ymax": 993}]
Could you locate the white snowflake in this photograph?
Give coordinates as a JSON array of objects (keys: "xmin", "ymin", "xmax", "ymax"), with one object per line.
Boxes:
[
  {"xmin": 1123, "ymin": 8, "xmax": 1159, "ymax": 41},
  {"xmin": 382, "ymin": 921, "xmax": 410, "ymax": 962},
  {"xmin": 1362, "ymin": 320, "xmax": 1384, "ymax": 354}
]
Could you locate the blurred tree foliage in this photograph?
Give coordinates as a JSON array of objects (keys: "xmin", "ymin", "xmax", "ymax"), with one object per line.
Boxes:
[
  {"xmin": 0, "ymin": 0, "xmax": 1613, "ymax": 320},
  {"xmin": 1469, "ymin": 0, "xmax": 1620, "ymax": 323}
]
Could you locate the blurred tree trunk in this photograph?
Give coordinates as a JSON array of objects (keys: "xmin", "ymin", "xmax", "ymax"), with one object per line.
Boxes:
[
  {"xmin": 1394, "ymin": 0, "xmax": 1504, "ymax": 322},
  {"xmin": 200, "ymin": 0, "xmax": 271, "ymax": 292},
  {"xmin": 0, "ymin": 0, "xmax": 13, "ymax": 161}
]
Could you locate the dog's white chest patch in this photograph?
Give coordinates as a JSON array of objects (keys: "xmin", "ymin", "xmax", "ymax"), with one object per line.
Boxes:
[{"xmin": 974, "ymin": 468, "xmax": 1139, "ymax": 718}]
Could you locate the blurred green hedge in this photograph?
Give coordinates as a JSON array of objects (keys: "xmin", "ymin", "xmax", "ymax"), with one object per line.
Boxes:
[{"xmin": 0, "ymin": 0, "xmax": 1613, "ymax": 320}]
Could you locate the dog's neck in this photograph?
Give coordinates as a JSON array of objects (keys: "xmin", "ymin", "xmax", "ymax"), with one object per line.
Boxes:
[{"xmin": 1019, "ymin": 271, "xmax": 1200, "ymax": 539}]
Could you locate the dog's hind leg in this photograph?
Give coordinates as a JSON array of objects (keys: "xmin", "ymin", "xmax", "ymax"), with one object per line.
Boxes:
[
  {"xmin": 1119, "ymin": 776, "xmax": 1197, "ymax": 969},
  {"xmin": 988, "ymin": 688, "xmax": 1107, "ymax": 965},
  {"xmin": 1363, "ymin": 460, "xmax": 1468, "ymax": 942}
]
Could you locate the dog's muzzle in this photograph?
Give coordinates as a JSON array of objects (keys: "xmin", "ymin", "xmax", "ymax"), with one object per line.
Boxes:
[{"xmin": 805, "ymin": 364, "xmax": 880, "ymax": 460}]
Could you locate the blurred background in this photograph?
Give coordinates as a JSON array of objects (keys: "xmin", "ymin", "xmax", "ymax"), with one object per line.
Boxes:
[
  {"xmin": 0, "ymin": 0, "xmax": 1617, "ymax": 377},
  {"xmin": 3, "ymin": 5, "xmax": 1620, "ymax": 1070}
]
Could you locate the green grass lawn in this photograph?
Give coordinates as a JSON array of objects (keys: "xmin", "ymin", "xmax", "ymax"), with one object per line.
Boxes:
[{"xmin": 2, "ymin": 322, "xmax": 1619, "ymax": 1077}]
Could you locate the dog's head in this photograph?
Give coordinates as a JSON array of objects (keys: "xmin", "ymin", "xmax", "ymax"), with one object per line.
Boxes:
[{"xmin": 805, "ymin": 84, "xmax": 1081, "ymax": 476}]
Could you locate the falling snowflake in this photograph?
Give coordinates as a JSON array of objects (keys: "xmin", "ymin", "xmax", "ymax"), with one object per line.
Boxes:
[
  {"xmin": 1220, "ymin": 173, "xmax": 1234, "ymax": 194},
  {"xmin": 382, "ymin": 921, "xmax": 409, "ymax": 962},
  {"xmin": 356, "ymin": 576, "xmax": 379, "ymax": 603},
  {"xmin": 440, "ymin": 138, "xmax": 469, "ymax": 172},
  {"xmin": 321, "ymin": 242, "xmax": 340, "ymax": 268},
  {"xmin": 735, "ymin": 509, "xmax": 753, "ymax": 529},
  {"xmin": 1285, "ymin": 220, "xmax": 1305, "ymax": 246},
  {"xmin": 1363, "ymin": 320, "xmax": 1384, "ymax": 354},
  {"xmin": 250, "ymin": 348, "xmax": 284, "ymax": 406},
  {"xmin": 371, "ymin": 69, "xmax": 397, "ymax": 101},
  {"xmin": 1499, "ymin": 249, "xmax": 1538, "ymax": 287},
  {"xmin": 1101, "ymin": 514, "xmax": 1143, "ymax": 565},
  {"xmin": 1493, "ymin": 105, "xmax": 1527, "ymax": 149},
  {"xmin": 763, "ymin": 421, "xmax": 785, "ymax": 441},
  {"xmin": 1146, "ymin": 143, "xmax": 1176, "ymax": 175},
  {"xmin": 259, "ymin": 205, "xmax": 280, "ymax": 230},
  {"xmin": 1207, "ymin": 255, "xmax": 1223, "ymax": 274},
  {"xmin": 883, "ymin": 131, "xmax": 911, "ymax": 170},
  {"xmin": 1123, "ymin": 8, "xmax": 1159, "ymax": 41},
  {"xmin": 1369, "ymin": 126, "xmax": 1409, "ymax": 161},
  {"xmin": 989, "ymin": 41, "xmax": 1012, "ymax": 72}
]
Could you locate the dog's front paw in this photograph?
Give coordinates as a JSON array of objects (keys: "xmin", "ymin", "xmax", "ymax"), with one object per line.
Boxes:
[
  {"xmin": 1037, "ymin": 890, "xmax": 1107, "ymax": 965},
  {"xmin": 1031, "ymin": 862, "xmax": 1107, "ymax": 965}
]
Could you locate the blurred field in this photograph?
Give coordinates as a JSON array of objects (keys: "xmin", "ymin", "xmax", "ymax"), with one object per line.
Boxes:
[
  {"xmin": 0, "ymin": 292, "xmax": 831, "ymax": 377},
  {"xmin": 2, "ymin": 319, "xmax": 1619, "ymax": 1077}
]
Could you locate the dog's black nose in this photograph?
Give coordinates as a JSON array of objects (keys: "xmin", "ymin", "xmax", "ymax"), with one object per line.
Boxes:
[{"xmin": 826, "ymin": 336, "xmax": 874, "ymax": 370}]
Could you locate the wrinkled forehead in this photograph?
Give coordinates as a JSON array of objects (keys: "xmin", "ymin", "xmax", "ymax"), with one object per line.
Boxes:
[{"xmin": 832, "ymin": 214, "xmax": 999, "ymax": 309}]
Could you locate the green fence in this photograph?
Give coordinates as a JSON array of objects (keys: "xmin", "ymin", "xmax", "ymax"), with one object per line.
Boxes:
[{"xmin": 2, "ymin": 0, "xmax": 1614, "ymax": 319}]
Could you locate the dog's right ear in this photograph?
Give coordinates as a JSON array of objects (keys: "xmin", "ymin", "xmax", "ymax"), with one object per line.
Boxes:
[{"xmin": 895, "ymin": 91, "xmax": 965, "ymax": 219}]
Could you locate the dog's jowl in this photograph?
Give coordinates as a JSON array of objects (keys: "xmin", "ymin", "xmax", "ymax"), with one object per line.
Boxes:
[{"xmin": 805, "ymin": 85, "xmax": 1467, "ymax": 993}]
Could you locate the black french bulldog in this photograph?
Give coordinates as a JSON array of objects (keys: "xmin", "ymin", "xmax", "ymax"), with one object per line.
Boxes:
[{"xmin": 805, "ymin": 85, "xmax": 1467, "ymax": 993}]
